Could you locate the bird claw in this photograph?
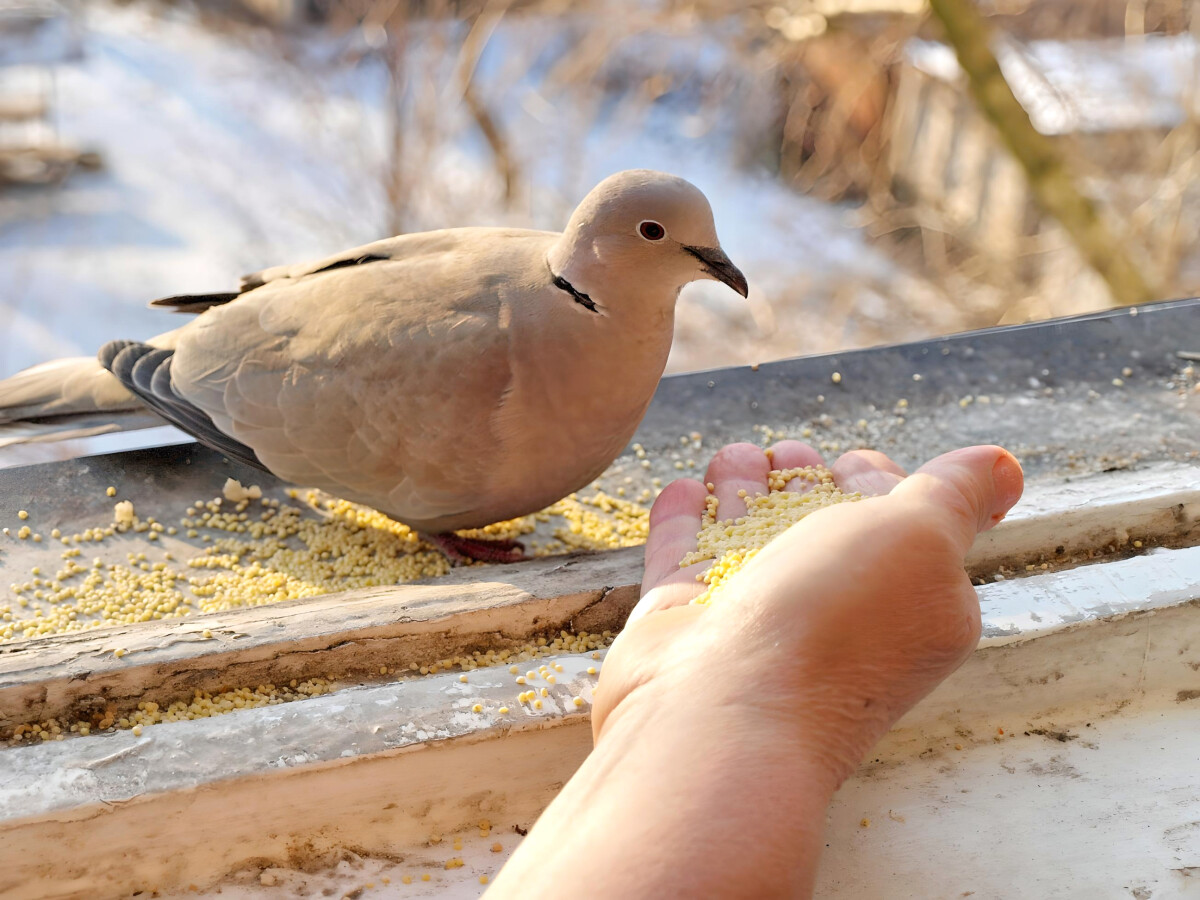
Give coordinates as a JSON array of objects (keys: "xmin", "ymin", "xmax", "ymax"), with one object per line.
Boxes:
[{"xmin": 429, "ymin": 533, "xmax": 527, "ymax": 565}]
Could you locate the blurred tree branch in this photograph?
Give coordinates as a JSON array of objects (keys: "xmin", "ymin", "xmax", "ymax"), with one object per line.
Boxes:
[
  {"xmin": 382, "ymin": 10, "xmax": 410, "ymax": 235},
  {"xmin": 454, "ymin": 0, "xmax": 519, "ymax": 203},
  {"xmin": 928, "ymin": 0, "xmax": 1159, "ymax": 307}
]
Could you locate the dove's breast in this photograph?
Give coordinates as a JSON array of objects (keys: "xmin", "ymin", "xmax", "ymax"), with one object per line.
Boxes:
[{"xmin": 471, "ymin": 289, "xmax": 677, "ymax": 529}]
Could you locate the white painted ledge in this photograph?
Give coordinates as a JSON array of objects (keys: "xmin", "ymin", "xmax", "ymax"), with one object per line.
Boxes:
[
  {"xmin": 979, "ymin": 545, "xmax": 1200, "ymax": 644},
  {"xmin": 0, "ymin": 654, "xmax": 602, "ymax": 899},
  {"xmin": 0, "ymin": 653, "xmax": 601, "ymax": 817},
  {"xmin": 969, "ymin": 462, "xmax": 1200, "ymax": 568}
]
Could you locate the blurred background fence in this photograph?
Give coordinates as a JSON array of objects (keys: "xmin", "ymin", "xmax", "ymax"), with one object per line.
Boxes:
[{"xmin": 0, "ymin": 0, "xmax": 1195, "ymax": 378}]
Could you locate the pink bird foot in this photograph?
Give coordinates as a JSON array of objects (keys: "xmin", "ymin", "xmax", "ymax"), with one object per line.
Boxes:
[{"xmin": 429, "ymin": 532, "xmax": 527, "ymax": 565}]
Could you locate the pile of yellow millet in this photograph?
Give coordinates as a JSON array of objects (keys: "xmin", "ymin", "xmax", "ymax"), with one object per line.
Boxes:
[
  {"xmin": 0, "ymin": 481, "xmax": 648, "ymax": 644},
  {"xmin": 681, "ymin": 465, "xmax": 863, "ymax": 605}
]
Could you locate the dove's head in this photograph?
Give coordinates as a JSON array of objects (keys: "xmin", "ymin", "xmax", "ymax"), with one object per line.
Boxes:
[{"xmin": 547, "ymin": 170, "xmax": 748, "ymax": 313}]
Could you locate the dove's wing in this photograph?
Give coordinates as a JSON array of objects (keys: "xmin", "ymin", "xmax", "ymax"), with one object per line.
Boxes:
[
  {"xmin": 144, "ymin": 228, "xmax": 555, "ymax": 526},
  {"xmin": 149, "ymin": 235, "xmax": 425, "ymax": 313}
]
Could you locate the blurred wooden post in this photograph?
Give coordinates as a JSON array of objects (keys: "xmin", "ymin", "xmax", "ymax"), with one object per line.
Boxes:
[{"xmin": 927, "ymin": 0, "xmax": 1159, "ymax": 307}]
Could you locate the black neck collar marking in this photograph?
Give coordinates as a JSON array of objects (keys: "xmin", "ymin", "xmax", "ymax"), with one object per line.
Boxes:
[{"xmin": 550, "ymin": 267, "xmax": 599, "ymax": 314}]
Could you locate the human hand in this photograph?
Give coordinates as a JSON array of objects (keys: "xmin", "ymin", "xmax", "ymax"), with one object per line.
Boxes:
[
  {"xmin": 593, "ymin": 441, "xmax": 1024, "ymax": 785},
  {"xmin": 489, "ymin": 441, "xmax": 1022, "ymax": 899}
]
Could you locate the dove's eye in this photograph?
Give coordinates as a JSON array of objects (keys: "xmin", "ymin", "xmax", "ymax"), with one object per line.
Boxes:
[{"xmin": 638, "ymin": 220, "xmax": 666, "ymax": 241}]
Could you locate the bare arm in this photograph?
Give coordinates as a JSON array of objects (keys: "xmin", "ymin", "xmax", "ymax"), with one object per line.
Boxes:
[{"xmin": 489, "ymin": 442, "xmax": 1023, "ymax": 897}]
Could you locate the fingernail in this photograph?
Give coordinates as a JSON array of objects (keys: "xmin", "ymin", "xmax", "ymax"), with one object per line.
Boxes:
[{"xmin": 992, "ymin": 452, "xmax": 1024, "ymax": 514}]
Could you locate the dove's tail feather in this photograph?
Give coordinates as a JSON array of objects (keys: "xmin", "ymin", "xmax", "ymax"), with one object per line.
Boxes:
[
  {"xmin": 0, "ymin": 328, "xmax": 192, "ymax": 447},
  {"xmin": 0, "ymin": 412, "xmax": 169, "ymax": 448},
  {"xmin": 0, "ymin": 355, "xmax": 168, "ymax": 447}
]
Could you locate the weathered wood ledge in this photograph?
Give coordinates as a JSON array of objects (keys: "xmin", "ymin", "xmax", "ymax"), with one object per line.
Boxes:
[
  {"xmin": 0, "ymin": 462, "xmax": 1195, "ymax": 732},
  {"xmin": 0, "ymin": 547, "xmax": 642, "ymax": 729}
]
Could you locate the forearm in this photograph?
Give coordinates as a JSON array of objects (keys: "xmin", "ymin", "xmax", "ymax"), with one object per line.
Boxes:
[{"xmin": 488, "ymin": 698, "xmax": 839, "ymax": 898}]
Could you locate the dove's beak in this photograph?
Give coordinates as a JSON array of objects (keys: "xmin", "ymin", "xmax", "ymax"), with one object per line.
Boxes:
[{"xmin": 684, "ymin": 245, "xmax": 749, "ymax": 298}]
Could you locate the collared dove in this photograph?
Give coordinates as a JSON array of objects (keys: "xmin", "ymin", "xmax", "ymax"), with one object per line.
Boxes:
[{"xmin": 0, "ymin": 170, "xmax": 747, "ymax": 561}]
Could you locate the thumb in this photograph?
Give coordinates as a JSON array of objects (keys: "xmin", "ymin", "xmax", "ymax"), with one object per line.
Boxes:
[{"xmin": 889, "ymin": 446, "xmax": 1024, "ymax": 556}]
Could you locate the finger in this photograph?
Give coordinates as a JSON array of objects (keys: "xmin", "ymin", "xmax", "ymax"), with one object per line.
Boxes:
[
  {"xmin": 641, "ymin": 478, "xmax": 708, "ymax": 597},
  {"xmin": 889, "ymin": 446, "xmax": 1024, "ymax": 555},
  {"xmin": 765, "ymin": 440, "xmax": 825, "ymax": 491},
  {"xmin": 704, "ymin": 442, "xmax": 771, "ymax": 523},
  {"xmin": 831, "ymin": 449, "xmax": 908, "ymax": 497},
  {"xmin": 627, "ymin": 561, "xmax": 709, "ymax": 624}
]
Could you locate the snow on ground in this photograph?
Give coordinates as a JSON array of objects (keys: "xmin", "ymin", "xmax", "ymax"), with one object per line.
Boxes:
[
  {"xmin": 0, "ymin": 3, "xmax": 389, "ymax": 373},
  {"xmin": 907, "ymin": 33, "xmax": 1197, "ymax": 136},
  {"xmin": 0, "ymin": 1, "xmax": 966, "ymax": 391}
]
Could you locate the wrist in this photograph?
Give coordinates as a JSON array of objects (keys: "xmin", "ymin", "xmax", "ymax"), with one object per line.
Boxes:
[
  {"xmin": 493, "ymin": 657, "xmax": 848, "ymax": 899},
  {"xmin": 597, "ymin": 668, "xmax": 846, "ymax": 799},
  {"xmin": 582, "ymin": 681, "xmax": 841, "ymax": 896}
]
